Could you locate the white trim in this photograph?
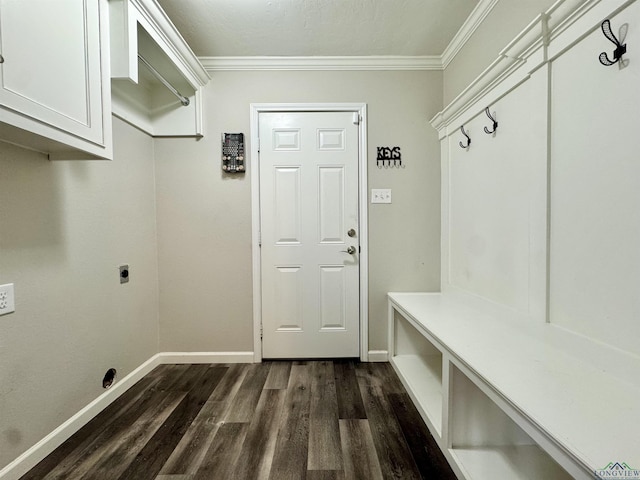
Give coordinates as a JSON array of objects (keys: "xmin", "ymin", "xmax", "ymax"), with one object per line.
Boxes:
[
  {"xmin": 158, "ymin": 352, "xmax": 255, "ymax": 364},
  {"xmin": 200, "ymin": 56, "xmax": 442, "ymax": 72},
  {"xmin": 195, "ymin": 0, "xmax": 504, "ymax": 74},
  {"xmin": 251, "ymin": 103, "xmax": 263, "ymax": 364},
  {"xmin": 0, "ymin": 351, "xmax": 255, "ymax": 480},
  {"xmin": 250, "ymin": 103, "xmax": 369, "ymax": 362},
  {"xmin": 441, "ymin": 0, "xmax": 500, "ymax": 69},
  {"xmin": 130, "ymin": 0, "xmax": 210, "ymax": 86},
  {"xmin": 358, "ymin": 105, "xmax": 369, "ymax": 362},
  {"xmin": 546, "ymin": 0, "xmax": 635, "ymax": 61},
  {"xmin": 0, "ymin": 354, "xmax": 163, "ymax": 480},
  {"xmin": 431, "ymin": 12, "xmax": 546, "ymax": 138},
  {"xmin": 367, "ymin": 350, "xmax": 389, "ymax": 362}
]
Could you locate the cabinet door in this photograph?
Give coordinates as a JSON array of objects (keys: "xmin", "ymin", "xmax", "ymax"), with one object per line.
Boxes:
[{"xmin": 0, "ymin": 0, "xmax": 106, "ymax": 146}]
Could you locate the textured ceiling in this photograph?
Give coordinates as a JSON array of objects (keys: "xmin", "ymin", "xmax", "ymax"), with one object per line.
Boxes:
[{"xmin": 156, "ymin": 0, "xmax": 478, "ymax": 57}]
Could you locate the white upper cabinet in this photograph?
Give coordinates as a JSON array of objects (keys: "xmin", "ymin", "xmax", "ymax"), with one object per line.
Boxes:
[
  {"xmin": 0, "ymin": 0, "xmax": 112, "ymax": 159},
  {"xmin": 109, "ymin": 0, "xmax": 210, "ymax": 137}
]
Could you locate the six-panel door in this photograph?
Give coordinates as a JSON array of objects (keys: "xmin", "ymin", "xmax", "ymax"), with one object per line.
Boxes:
[{"xmin": 259, "ymin": 111, "xmax": 360, "ymax": 358}]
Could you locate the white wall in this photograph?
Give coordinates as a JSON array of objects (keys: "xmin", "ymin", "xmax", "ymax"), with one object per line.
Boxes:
[
  {"xmin": 442, "ymin": 67, "xmax": 549, "ymax": 323},
  {"xmin": 0, "ymin": 118, "xmax": 159, "ymax": 470},
  {"xmin": 548, "ymin": 0, "xmax": 640, "ymax": 355},
  {"xmin": 154, "ymin": 70, "xmax": 444, "ymax": 353}
]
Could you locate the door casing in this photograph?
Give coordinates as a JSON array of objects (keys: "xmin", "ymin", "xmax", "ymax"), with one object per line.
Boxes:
[{"xmin": 250, "ymin": 103, "xmax": 369, "ymax": 362}]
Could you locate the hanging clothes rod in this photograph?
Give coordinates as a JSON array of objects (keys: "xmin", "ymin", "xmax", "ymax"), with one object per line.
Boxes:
[{"xmin": 137, "ymin": 54, "xmax": 190, "ymax": 106}]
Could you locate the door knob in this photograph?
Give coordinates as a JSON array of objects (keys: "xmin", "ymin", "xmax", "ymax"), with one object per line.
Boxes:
[
  {"xmin": 347, "ymin": 228, "xmax": 356, "ymax": 237},
  {"xmin": 341, "ymin": 246, "xmax": 356, "ymax": 254}
]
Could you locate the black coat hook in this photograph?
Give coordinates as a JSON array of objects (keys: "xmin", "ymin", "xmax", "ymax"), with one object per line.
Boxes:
[
  {"xmin": 599, "ymin": 19, "xmax": 627, "ymax": 66},
  {"xmin": 459, "ymin": 125, "xmax": 471, "ymax": 149},
  {"xmin": 483, "ymin": 107, "xmax": 498, "ymax": 134}
]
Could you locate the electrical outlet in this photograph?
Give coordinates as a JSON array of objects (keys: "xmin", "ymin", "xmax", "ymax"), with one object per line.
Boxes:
[
  {"xmin": 0, "ymin": 283, "xmax": 15, "ymax": 315},
  {"xmin": 371, "ymin": 188, "xmax": 392, "ymax": 204}
]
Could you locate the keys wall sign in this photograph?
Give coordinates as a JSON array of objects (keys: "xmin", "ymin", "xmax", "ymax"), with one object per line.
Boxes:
[{"xmin": 376, "ymin": 146, "xmax": 403, "ymax": 168}]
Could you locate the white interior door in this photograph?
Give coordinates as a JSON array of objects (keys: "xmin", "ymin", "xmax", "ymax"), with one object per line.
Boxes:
[{"xmin": 259, "ymin": 111, "xmax": 360, "ymax": 358}]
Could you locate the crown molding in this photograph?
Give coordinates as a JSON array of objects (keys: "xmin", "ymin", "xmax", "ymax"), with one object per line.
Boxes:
[
  {"xmin": 197, "ymin": 0, "xmax": 500, "ymax": 73},
  {"xmin": 441, "ymin": 0, "xmax": 500, "ymax": 69},
  {"xmin": 199, "ymin": 55, "xmax": 443, "ymax": 72}
]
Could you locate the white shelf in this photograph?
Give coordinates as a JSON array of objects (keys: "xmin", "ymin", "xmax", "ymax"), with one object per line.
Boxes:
[
  {"xmin": 391, "ymin": 354, "xmax": 443, "ymax": 435},
  {"xmin": 109, "ymin": 0, "xmax": 209, "ymax": 137},
  {"xmin": 452, "ymin": 446, "xmax": 571, "ymax": 480}
]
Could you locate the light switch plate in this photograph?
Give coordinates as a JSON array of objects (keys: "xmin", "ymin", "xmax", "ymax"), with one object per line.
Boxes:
[
  {"xmin": 0, "ymin": 283, "xmax": 15, "ymax": 315},
  {"xmin": 371, "ymin": 188, "xmax": 392, "ymax": 204}
]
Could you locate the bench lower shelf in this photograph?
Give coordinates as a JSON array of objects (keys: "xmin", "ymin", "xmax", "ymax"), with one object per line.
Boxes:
[
  {"xmin": 452, "ymin": 445, "xmax": 571, "ymax": 480},
  {"xmin": 390, "ymin": 354, "xmax": 443, "ymax": 436}
]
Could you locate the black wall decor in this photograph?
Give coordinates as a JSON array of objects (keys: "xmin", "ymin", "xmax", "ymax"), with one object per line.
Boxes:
[
  {"xmin": 222, "ymin": 133, "xmax": 245, "ymax": 173},
  {"xmin": 599, "ymin": 19, "xmax": 627, "ymax": 66},
  {"xmin": 459, "ymin": 125, "xmax": 471, "ymax": 149},
  {"xmin": 377, "ymin": 146, "xmax": 403, "ymax": 168},
  {"xmin": 484, "ymin": 107, "xmax": 498, "ymax": 135}
]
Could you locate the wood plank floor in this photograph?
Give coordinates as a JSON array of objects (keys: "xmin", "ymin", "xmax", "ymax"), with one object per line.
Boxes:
[{"xmin": 21, "ymin": 361, "xmax": 456, "ymax": 480}]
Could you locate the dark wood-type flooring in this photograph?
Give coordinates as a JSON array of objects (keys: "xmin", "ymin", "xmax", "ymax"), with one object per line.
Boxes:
[{"xmin": 21, "ymin": 361, "xmax": 456, "ymax": 480}]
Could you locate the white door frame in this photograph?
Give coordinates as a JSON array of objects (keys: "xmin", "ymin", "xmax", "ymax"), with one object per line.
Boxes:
[{"xmin": 250, "ymin": 103, "xmax": 369, "ymax": 362}]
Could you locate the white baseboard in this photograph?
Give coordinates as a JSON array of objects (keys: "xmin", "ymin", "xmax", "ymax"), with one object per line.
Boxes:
[
  {"xmin": 158, "ymin": 351, "xmax": 255, "ymax": 364},
  {"xmin": 0, "ymin": 354, "xmax": 162, "ymax": 480},
  {"xmin": 0, "ymin": 351, "xmax": 254, "ymax": 480},
  {"xmin": 367, "ymin": 350, "xmax": 389, "ymax": 362}
]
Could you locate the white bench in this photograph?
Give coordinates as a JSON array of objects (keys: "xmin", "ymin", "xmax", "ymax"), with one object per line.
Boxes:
[{"xmin": 388, "ymin": 292, "xmax": 640, "ymax": 480}]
